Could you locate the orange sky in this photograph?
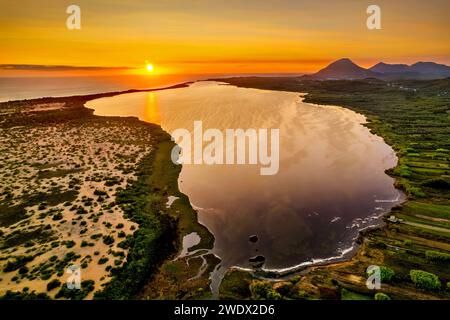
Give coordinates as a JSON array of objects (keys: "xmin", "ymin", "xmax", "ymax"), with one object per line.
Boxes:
[{"xmin": 1, "ymin": 0, "xmax": 449, "ymax": 76}]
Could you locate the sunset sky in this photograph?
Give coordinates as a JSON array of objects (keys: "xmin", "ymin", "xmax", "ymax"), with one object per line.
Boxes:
[{"xmin": 1, "ymin": 0, "xmax": 449, "ymax": 76}]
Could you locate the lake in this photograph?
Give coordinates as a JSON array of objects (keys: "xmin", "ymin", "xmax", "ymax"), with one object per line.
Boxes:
[{"xmin": 87, "ymin": 81, "xmax": 403, "ymax": 288}]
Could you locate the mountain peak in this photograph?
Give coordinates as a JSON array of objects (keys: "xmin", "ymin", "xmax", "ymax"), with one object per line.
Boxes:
[
  {"xmin": 313, "ymin": 58, "xmax": 376, "ymax": 79},
  {"xmin": 330, "ymin": 58, "xmax": 357, "ymax": 66},
  {"xmin": 312, "ymin": 58, "xmax": 450, "ymax": 80}
]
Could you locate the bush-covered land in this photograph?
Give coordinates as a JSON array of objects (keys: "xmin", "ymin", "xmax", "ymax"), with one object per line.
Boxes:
[
  {"xmin": 0, "ymin": 83, "xmax": 217, "ymax": 299},
  {"xmin": 410, "ymin": 270, "xmax": 442, "ymax": 291},
  {"xmin": 93, "ymin": 133, "xmax": 178, "ymax": 299},
  {"xmin": 219, "ymin": 77, "xmax": 450, "ymax": 300}
]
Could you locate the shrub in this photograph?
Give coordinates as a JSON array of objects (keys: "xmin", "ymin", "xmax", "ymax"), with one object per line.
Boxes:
[
  {"xmin": 367, "ymin": 266, "xmax": 395, "ymax": 283},
  {"xmin": 266, "ymin": 289, "xmax": 282, "ymax": 300},
  {"xmin": 425, "ymin": 250, "xmax": 450, "ymax": 263},
  {"xmin": 403, "ymin": 240, "xmax": 412, "ymax": 246},
  {"xmin": 102, "ymin": 235, "xmax": 114, "ymax": 245},
  {"xmin": 374, "ymin": 292, "xmax": 391, "ymax": 300},
  {"xmin": 94, "ymin": 189, "xmax": 107, "ymax": 196},
  {"xmin": 422, "ymin": 178, "xmax": 450, "ymax": 190},
  {"xmin": 117, "ymin": 239, "xmax": 131, "ymax": 249},
  {"xmin": 410, "ymin": 270, "xmax": 441, "ymax": 291},
  {"xmin": 0, "ymin": 290, "xmax": 50, "ymax": 300},
  {"xmin": 18, "ymin": 266, "xmax": 29, "ymax": 274},
  {"xmin": 447, "ymin": 282, "xmax": 450, "ymax": 291},
  {"xmin": 65, "ymin": 240, "xmax": 76, "ymax": 248},
  {"xmin": 55, "ymin": 280, "xmax": 95, "ymax": 300},
  {"xmin": 249, "ymin": 280, "xmax": 283, "ymax": 300},
  {"xmin": 76, "ymin": 207, "xmax": 87, "ymax": 215},
  {"xmin": 293, "ymin": 290, "xmax": 308, "ymax": 299},
  {"xmin": 379, "ymin": 266, "xmax": 395, "ymax": 282},
  {"xmin": 3, "ymin": 256, "xmax": 34, "ymax": 272},
  {"xmin": 249, "ymin": 280, "xmax": 272, "ymax": 300},
  {"xmin": 46, "ymin": 279, "xmax": 61, "ymax": 291},
  {"xmin": 90, "ymin": 233, "xmax": 102, "ymax": 240},
  {"xmin": 52, "ymin": 212, "xmax": 63, "ymax": 221},
  {"xmin": 290, "ymin": 275, "xmax": 301, "ymax": 285},
  {"xmin": 98, "ymin": 257, "xmax": 109, "ymax": 265}
]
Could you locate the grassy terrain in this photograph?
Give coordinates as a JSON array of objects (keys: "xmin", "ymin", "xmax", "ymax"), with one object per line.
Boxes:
[
  {"xmin": 0, "ymin": 84, "xmax": 217, "ymax": 299},
  {"xmin": 96, "ymin": 134, "xmax": 216, "ymax": 299},
  {"xmin": 218, "ymin": 77, "xmax": 450, "ymax": 300}
]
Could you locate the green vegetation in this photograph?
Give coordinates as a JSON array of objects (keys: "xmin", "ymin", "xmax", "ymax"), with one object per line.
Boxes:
[
  {"xmin": 46, "ymin": 279, "xmax": 61, "ymax": 291},
  {"xmin": 3, "ymin": 256, "xmax": 34, "ymax": 272},
  {"xmin": 65, "ymin": 240, "xmax": 76, "ymax": 248},
  {"xmin": 93, "ymin": 189, "xmax": 108, "ymax": 196},
  {"xmin": 341, "ymin": 288, "xmax": 372, "ymax": 300},
  {"xmin": 94, "ymin": 133, "xmax": 179, "ymax": 299},
  {"xmin": 0, "ymin": 290, "xmax": 50, "ymax": 300},
  {"xmin": 219, "ymin": 269, "xmax": 253, "ymax": 300},
  {"xmin": 55, "ymin": 280, "xmax": 95, "ymax": 300},
  {"xmin": 1, "ymin": 226, "xmax": 54, "ymax": 249},
  {"xmin": 367, "ymin": 266, "xmax": 395, "ymax": 282},
  {"xmin": 374, "ymin": 292, "xmax": 391, "ymax": 300},
  {"xmin": 410, "ymin": 270, "xmax": 441, "ymax": 291},
  {"xmin": 123, "ymin": 138, "xmax": 216, "ymax": 299},
  {"xmin": 250, "ymin": 280, "xmax": 282, "ymax": 300},
  {"xmin": 425, "ymin": 250, "xmax": 450, "ymax": 263},
  {"xmin": 102, "ymin": 235, "xmax": 114, "ymax": 245}
]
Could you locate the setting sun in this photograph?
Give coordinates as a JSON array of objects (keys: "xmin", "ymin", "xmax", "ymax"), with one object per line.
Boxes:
[{"xmin": 146, "ymin": 63, "xmax": 154, "ymax": 73}]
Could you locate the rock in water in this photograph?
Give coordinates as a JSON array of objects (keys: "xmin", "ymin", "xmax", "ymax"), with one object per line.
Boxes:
[{"xmin": 249, "ymin": 255, "xmax": 265, "ymax": 268}]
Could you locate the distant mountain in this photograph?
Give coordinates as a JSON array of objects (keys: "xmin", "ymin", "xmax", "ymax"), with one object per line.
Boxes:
[
  {"xmin": 409, "ymin": 62, "xmax": 450, "ymax": 79},
  {"xmin": 369, "ymin": 62, "xmax": 410, "ymax": 74},
  {"xmin": 369, "ymin": 61, "xmax": 450, "ymax": 80},
  {"xmin": 310, "ymin": 59, "xmax": 450, "ymax": 80},
  {"xmin": 313, "ymin": 58, "xmax": 378, "ymax": 79}
]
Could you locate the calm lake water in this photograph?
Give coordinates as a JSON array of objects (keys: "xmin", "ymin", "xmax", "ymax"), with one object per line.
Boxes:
[{"xmin": 87, "ymin": 81, "xmax": 403, "ymax": 282}]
